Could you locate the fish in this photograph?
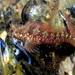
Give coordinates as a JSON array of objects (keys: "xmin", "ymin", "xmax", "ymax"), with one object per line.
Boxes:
[{"xmin": 9, "ymin": 20, "xmax": 75, "ymax": 53}]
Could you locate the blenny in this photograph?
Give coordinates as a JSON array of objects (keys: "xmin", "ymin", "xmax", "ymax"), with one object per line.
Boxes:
[{"xmin": 9, "ymin": 14, "xmax": 75, "ymax": 52}]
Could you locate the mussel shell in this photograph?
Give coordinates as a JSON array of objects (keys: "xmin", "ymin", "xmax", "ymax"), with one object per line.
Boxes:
[
  {"xmin": 0, "ymin": 38, "xmax": 6, "ymax": 54},
  {"xmin": 70, "ymin": 5, "xmax": 75, "ymax": 18},
  {"xmin": 21, "ymin": 0, "xmax": 52, "ymax": 24}
]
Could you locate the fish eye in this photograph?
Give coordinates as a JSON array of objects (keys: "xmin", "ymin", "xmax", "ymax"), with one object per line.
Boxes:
[{"xmin": 10, "ymin": 28, "xmax": 15, "ymax": 33}]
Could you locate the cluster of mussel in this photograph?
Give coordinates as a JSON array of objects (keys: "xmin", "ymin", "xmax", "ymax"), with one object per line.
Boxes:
[{"xmin": 0, "ymin": 0, "xmax": 75, "ymax": 75}]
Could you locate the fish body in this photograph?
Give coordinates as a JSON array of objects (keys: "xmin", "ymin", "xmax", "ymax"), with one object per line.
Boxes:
[{"xmin": 9, "ymin": 21, "xmax": 75, "ymax": 52}]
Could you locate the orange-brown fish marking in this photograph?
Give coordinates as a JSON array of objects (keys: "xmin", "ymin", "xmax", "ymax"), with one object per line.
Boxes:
[{"xmin": 9, "ymin": 21, "xmax": 75, "ymax": 52}]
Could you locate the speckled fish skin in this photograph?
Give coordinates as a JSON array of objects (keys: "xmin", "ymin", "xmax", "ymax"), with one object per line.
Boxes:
[{"xmin": 9, "ymin": 21, "xmax": 75, "ymax": 52}]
